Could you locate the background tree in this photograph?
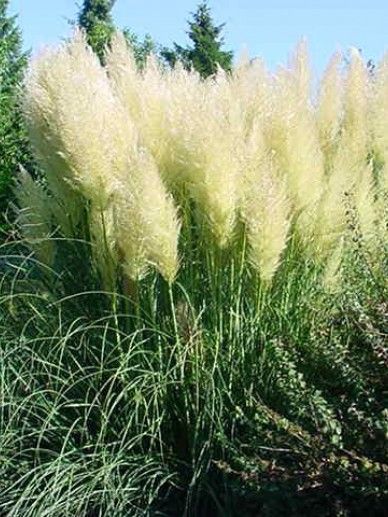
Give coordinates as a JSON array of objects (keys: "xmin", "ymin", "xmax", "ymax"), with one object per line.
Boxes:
[
  {"xmin": 0, "ymin": 0, "xmax": 31, "ymax": 227},
  {"xmin": 78, "ymin": 0, "xmax": 155, "ymax": 68},
  {"xmin": 78, "ymin": 0, "xmax": 116, "ymax": 63},
  {"xmin": 123, "ymin": 29, "xmax": 156, "ymax": 69},
  {"xmin": 161, "ymin": 1, "xmax": 233, "ymax": 78}
]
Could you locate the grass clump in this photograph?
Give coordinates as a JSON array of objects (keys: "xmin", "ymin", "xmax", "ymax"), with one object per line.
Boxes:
[{"xmin": 0, "ymin": 32, "xmax": 387, "ymax": 515}]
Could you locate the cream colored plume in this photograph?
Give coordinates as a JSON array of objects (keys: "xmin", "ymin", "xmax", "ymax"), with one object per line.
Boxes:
[
  {"xmin": 371, "ymin": 53, "xmax": 388, "ymax": 191},
  {"xmin": 21, "ymin": 32, "xmax": 387, "ymax": 287},
  {"xmin": 107, "ymin": 36, "xmax": 175, "ymax": 185},
  {"xmin": 269, "ymin": 43, "xmax": 324, "ymax": 248},
  {"xmin": 241, "ymin": 125, "xmax": 290, "ymax": 282},
  {"xmin": 24, "ymin": 31, "xmax": 135, "ymax": 208},
  {"xmin": 108, "ymin": 36, "xmax": 241, "ymax": 246},
  {"xmin": 184, "ymin": 72, "xmax": 242, "ymax": 247},
  {"xmin": 114, "ymin": 149, "xmax": 180, "ymax": 283},
  {"xmin": 105, "ymin": 33, "xmax": 142, "ymax": 122},
  {"xmin": 163, "ymin": 63, "xmax": 242, "ymax": 246},
  {"xmin": 23, "ymin": 50, "xmax": 84, "ymax": 234},
  {"xmin": 228, "ymin": 53, "xmax": 270, "ymax": 137},
  {"xmin": 314, "ymin": 153, "xmax": 349, "ymax": 256},
  {"xmin": 341, "ymin": 48, "xmax": 370, "ymax": 171},
  {"xmin": 23, "ymin": 31, "xmax": 180, "ymax": 283},
  {"xmin": 317, "ymin": 52, "xmax": 344, "ymax": 167}
]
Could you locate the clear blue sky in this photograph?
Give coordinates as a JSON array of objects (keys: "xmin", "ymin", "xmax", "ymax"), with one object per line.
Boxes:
[{"xmin": 9, "ymin": 0, "xmax": 388, "ymax": 73}]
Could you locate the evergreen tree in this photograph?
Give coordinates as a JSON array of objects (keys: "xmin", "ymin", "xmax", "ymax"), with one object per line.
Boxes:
[
  {"xmin": 78, "ymin": 0, "xmax": 116, "ymax": 63},
  {"xmin": 162, "ymin": 1, "xmax": 233, "ymax": 78},
  {"xmin": 123, "ymin": 29, "xmax": 156, "ymax": 69},
  {"xmin": 78, "ymin": 0, "xmax": 155, "ymax": 68},
  {"xmin": 0, "ymin": 0, "xmax": 30, "ymax": 224}
]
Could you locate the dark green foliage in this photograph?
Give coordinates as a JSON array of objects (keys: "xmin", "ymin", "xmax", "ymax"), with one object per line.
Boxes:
[
  {"xmin": 78, "ymin": 0, "xmax": 116, "ymax": 63},
  {"xmin": 77, "ymin": 0, "xmax": 155, "ymax": 68},
  {"xmin": 0, "ymin": 0, "xmax": 31, "ymax": 228},
  {"xmin": 123, "ymin": 29, "xmax": 156, "ymax": 70},
  {"xmin": 161, "ymin": 1, "xmax": 233, "ymax": 78}
]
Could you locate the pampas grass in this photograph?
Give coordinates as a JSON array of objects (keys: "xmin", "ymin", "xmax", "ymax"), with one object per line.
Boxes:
[
  {"xmin": 19, "ymin": 32, "xmax": 387, "ymax": 287},
  {"xmin": 23, "ymin": 32, "xmax": 180, "ymax": 284},
  {"xmin": 2, "ymin": 32, "xmax": 387, "ymax": 516}
]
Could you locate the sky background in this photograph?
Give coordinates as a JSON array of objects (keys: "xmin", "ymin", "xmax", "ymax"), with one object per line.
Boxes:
[{"xmin": 8, "ymin": 0, "xmax": 388, "ymax": 74}]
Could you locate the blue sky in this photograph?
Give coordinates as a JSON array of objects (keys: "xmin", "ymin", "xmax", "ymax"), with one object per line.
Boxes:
[{"xmin": 9, "ymin": 0, "xmax": 388, "ymax": 73}]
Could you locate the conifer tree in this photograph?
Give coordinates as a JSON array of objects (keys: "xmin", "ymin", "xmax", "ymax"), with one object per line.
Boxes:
[
  {"xmin": 0, "ymin": 0, "xmax": 30, "ymax": 224},
  {"xmin": 78, "ymin": 0, "xmax": 116, "ymax": 63},
  {"xmin": 162, "ymin": 1, "xmax": 233, "ymax": 78},
  {"xmin": 123, "ymin": 29, "xmax": 156, "ymax": 69},
  {"xmin": 78, "ymin": 0, "xmax": 155, "ymax": 68}
]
